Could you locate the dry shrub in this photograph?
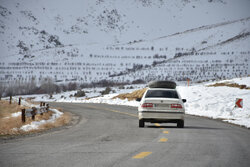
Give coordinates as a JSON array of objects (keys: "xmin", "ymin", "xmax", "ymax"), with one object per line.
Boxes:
[
  {"xmin": 208, "ymin": 82, "xmax": 249, "ymax": 89},
  {"xmin": 0, "ymin": 116, "xmax": 23, "ymax": 135},
  {"xmin": 0, "ymin": 100, "xmax": 24, "ymax": 118},
  {"xmin": 39, "ymin": 112, "xmax": 71, "ymax": 130},
  {"xmin": 35, "ymin": 110, "xmax": 53, "ymax": 121},
  {"xmin": 113, "ymin": 88, "xmax": 148, "ymax": 101},
  {"xmin": 0, "ymin": 100, "xmax": 27, "ymax": 135}
]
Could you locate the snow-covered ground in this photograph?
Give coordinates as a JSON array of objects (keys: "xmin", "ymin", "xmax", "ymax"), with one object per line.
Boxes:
[
  {"xmin": 178, "ymin": 81, "xmax": 250, "ymax": 128},
  {"xmin": 30, "ymin": 84, "xmax": 145, "ymax": 104},
  {"xmin": 21, "ymin": 77, "xmax": 250, "ymax": 128},
  {"xmin": 215, "ymin": 77, "xmax": 250, "ymax": 86}
]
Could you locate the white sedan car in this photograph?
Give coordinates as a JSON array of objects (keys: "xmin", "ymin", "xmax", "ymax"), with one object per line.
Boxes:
[{"xmin": 137, "ymin": 81, "xmax": 186, "ymax": 128}]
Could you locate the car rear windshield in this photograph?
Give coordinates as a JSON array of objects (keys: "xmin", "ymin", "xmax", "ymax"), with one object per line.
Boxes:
[{"xmin": 145, "ymin": 90, "xmax": 179, "ymax": 99}]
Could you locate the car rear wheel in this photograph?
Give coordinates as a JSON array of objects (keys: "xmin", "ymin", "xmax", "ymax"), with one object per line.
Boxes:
[
  {"xmin": 177, "ymin": 120, "xmax": 184, "ymax": 128},
  {"xmin": 139, "ymin": 119, "xmax": 145, "ymax": 128}
]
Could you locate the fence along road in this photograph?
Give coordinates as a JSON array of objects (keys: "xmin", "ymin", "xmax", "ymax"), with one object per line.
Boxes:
[
  {"xmin": 0, "ymin": 103, "xmax": 250, "ymax": 167},
  {"xmin": 21, "ymin": 102, "xmax": 50, "ymax": 122}
]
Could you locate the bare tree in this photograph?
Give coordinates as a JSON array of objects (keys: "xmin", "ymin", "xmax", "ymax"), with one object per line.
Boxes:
[
  {"xmin": 0, "ymin": 83, "xmax": 6, "ymax": 97},
  {"xmin": 40, "ymin": 77, "xmax": 58, "ymax": 94}
]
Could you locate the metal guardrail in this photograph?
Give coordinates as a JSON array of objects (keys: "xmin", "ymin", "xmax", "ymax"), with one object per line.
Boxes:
[
  {"xmin": 21, "ymin": 102, "xmax": 49, "ymax": 122},
  {"xmin": 1, "ymin": 96, "xmax": 50, "ymax": 123},
  {"xmin": 4, "ymin": 96, "xmax": 22, "ymax": 105}
]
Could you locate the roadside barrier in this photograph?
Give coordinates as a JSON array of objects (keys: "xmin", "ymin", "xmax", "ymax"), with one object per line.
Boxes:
[
  {"xmin": 21, "ymin": 102, "xmax": 49, "ymax": 123},
  {"xmin": 8, "ymin": 96, "xmax": 22, "ymax": 105}
]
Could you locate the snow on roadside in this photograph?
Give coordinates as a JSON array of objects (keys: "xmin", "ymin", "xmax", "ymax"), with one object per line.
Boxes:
[
  {"xmin": 11, "ymin": 112, "xmax": 21, "ymax": 117},
  {"xmin": 30, "ymin": 85, "xmax": 145, "ymax": 103},
  {"xmin": 177, "ymin": 85, "xmax": 250, "ymax": 128},
  {"xmin": 11, "ymin": 96, "xmax": 37, "ymax": 108},
  {"xmin": 85, "ymin": 77, "xmax": 250, "ymax": 128},
  {"xmin": 232, "ymin": 77, "xmax": 250, "ymax": 87},
  {"xmin": 3, "ymin": 112, "xmax": 22, "ymax": 119},
  {"xmin": 21, "ymin": 77, "xmax": 250, "ymax": 128},
  {"xmin": 20, "ymin": 108, "xmax": 63, "ymax": 131},
  {"xmin": 81, "ymin": 94, "xmax": 139, "ymax": 107},
  {"xmin": 83, "ymin": 82, "xmax": 250, "ymax": 128},
  {"xmin": 178, "ymin": 77, "xmax": 250, "ymax": 128}
]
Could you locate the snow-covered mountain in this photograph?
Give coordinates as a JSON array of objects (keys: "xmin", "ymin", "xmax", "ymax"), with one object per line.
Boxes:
[{"xmin": 0, "ymin": 0, "xmax": 250, "ymax": 84}]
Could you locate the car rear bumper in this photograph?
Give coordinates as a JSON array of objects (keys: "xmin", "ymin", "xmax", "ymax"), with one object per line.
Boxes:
[{"xmin": 138, "ymin": 111, "xmax": 185, "ymax": 122}]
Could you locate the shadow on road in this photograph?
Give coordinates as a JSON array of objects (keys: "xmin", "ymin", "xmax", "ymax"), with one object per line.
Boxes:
[
  {"xmin": 184, "ymin": 126, "xmax": 224, "ymax": 130},
  {"xmin": 146, "ymin": 125, "xmax": 223, "ymax": 130}
]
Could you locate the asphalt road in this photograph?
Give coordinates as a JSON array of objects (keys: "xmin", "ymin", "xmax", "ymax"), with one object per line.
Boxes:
[{"xmin": 1, "ymin": 103, "xmax": 250, "ymax": 167}]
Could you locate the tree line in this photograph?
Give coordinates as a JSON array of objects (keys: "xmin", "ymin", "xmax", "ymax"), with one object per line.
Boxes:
[{"xmin": 0, "ymin": 78, "xmax": 145, "ymax": 97}]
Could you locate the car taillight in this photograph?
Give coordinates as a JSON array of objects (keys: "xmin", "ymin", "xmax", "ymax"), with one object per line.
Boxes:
[
  {"xmin": 141, "ymin": 103, "xmax": 153, "ymax": 108},
  {"xmin": 171, "ymin": 104, "xmax": 182, "ymax": 109}
]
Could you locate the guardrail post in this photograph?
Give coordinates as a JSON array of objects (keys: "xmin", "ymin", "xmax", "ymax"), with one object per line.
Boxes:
[
  {"xmin": 31, "ymin": 107, "xmax": 36, "ymax": 120},
  {"xmin": 40, "ymin": 102, "xmax": 43, "ymax": 115},
  {"xmin": 9, "ymin": 96, "xmax": 12, "ymax": 104},
  {"xmin": 46, "ymin": 104, "xmax": 49, "ymax": 112},
  {"xmin": 18, "ymin": 97, "xmax": 21, "ymax": 105},
  {"xmin": 22, "ymin": 109, "xmax": 26, "ymax": 123}
]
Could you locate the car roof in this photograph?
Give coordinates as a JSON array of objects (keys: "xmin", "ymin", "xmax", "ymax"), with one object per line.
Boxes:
[{"xmin": 147, "ymin": 88, "xmax": 177, "ymax": 91}]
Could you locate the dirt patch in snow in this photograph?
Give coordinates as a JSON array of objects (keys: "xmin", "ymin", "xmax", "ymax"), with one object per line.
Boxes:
[
  {"xmin": 113, "ymin": 88, "xmax": 147, "ymax": 101},
  {"xmin": 207, "ymin": 82, "xmax": 250, "ymax": 89}
]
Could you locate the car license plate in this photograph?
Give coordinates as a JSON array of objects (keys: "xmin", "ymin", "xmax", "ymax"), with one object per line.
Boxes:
[{"xmin": 154, "ymin": 104, "xmax": 170, "ymax": 108}]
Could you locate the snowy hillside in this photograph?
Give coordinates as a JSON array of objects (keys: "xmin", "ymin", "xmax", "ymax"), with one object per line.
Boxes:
[{"xmin": 0, "ymin": 0, "xmax": 250, "ymax": 84}]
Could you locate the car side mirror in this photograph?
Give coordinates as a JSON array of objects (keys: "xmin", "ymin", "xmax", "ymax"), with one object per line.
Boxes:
[
  {"xmin": 136, "ymin": 98, "xmax": 141, "ymax": 102},
  {"xmin": 182, "ymin": 99, "xmax": 187, "ymax": 103}
]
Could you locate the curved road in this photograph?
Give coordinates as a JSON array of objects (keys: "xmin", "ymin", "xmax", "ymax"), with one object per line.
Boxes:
[{"xmin": 1, "ymin": 103, "xmax": 250, "ymax": 167}]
